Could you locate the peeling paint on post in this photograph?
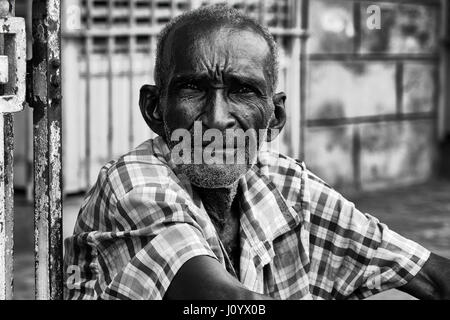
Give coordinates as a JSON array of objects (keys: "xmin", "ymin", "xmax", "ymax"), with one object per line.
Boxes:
[
  {"xmin": 31, "ymin": 0, "xmax": 62, "ymax": 300},
  {"xmin": 0, "ymin": 0, "xmax": 16, "ymax": 301},
  {"xmin": 0, "ymin": 114, "xmax": 14, "ymax": 300}
]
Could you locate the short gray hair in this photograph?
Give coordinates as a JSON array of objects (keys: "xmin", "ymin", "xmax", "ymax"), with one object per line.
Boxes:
[{"xmin": 154, "ymin": 3, "xmax": 279, "ymax": 93}]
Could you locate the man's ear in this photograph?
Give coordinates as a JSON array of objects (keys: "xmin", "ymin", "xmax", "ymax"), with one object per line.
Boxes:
[
  {"xmin": 139, "ymin": 84, "xmax": 165, "ymax": 137},
  {"xmin": 266, "ymin": 92, "xmax": 287, "ymax": 142}
]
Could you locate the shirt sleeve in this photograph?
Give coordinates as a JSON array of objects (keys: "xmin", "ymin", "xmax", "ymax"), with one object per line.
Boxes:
[
  {"xmin": 64, "ymin": 181, "xmax": 218, "ymax": 300},
  {"xmin": 306, "ymin": 171, "xmax": 430, "ymax": 299},
  {"xmin": 100, "ymin": 222, "xmax": 216, "ymax": 300}
]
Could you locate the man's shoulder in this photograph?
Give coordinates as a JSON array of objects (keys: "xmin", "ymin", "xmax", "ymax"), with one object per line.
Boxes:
[
  {"xmin": 255, "ymin": 149, "xmax": 305, "ymax": 201},
  {"xmin": 256, "ymin": 148, "xmax": 333, "ymax": 201},
  {"xmin": 98, "ymin": 137, "xmax": 177, "ymax": 199},
  {"xmin": 257, "ymin": 148, "xmax": 310, "ymax": 186},
  {"xmin": 257, "ymin": 148, "xmax": 303, "ymax": 172}
]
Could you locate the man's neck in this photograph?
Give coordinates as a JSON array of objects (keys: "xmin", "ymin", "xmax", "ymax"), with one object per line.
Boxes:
[{"xmin": 193, "ymin": 182, "xmax": 240, "ymax": 230}]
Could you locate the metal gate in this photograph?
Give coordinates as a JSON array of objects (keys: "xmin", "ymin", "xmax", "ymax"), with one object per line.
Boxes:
[{"xmin": 0, "ymin": 0, "xmax": 62, "ymax": 300}]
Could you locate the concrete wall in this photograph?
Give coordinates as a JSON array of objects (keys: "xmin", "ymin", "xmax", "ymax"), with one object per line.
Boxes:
[{"xmin": 304, "ymin": 0, "xmax": 441, "ymax": 192}]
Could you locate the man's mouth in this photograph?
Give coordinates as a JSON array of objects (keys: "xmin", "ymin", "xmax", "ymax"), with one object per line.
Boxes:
[
  {"xmin": 208, "ymin": 148, "xmax": 237, "ymax": 157},
  {"xmin": 188, "ymin": 143, "xmax": 250, "ymax": 165},
  {"xmin": 195, "ymin": 144, "xmax": 239, "ymax": 155},
  {"xmin": 200, "ymin": 140, "xmax": 239, "ymax": 148}
]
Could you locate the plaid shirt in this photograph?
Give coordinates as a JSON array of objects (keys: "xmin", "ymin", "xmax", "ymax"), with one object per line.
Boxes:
[{"xmin": 64, "ymin": 136, "xmax": 430, "ymax": 300}]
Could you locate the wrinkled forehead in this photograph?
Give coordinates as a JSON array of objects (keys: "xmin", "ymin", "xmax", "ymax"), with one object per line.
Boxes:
[{"xmin": 162, "ymin": 22, "xmax": 271, "ymax": 81}]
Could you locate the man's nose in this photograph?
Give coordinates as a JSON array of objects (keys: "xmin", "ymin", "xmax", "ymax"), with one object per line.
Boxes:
[{"xmin": 202, "ymin": 90, "xmax": 236, "ymax": 131}]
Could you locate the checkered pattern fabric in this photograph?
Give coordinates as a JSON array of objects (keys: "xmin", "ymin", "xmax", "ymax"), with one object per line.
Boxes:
[{"xmin": 64, "ymin": 136, "xmax": 430, "ymax": 300}]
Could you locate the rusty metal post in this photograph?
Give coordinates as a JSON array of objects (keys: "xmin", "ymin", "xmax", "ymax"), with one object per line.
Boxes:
[
  {"xmin": 0, "ymin": 0, "xmax": 15, "ymax": 301},
  {"xmin": 31, "ymin": 0, "xmax": 63, "ymax": 300},
  {"xmin": 0, "ymin": 113, "xmax": 13, "ymax": 301}
]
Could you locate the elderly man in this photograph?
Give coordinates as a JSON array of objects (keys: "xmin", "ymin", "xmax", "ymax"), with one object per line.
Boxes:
[{"xmin": 64, "ymin": 4, "xmax": 450, "ymax": 300}]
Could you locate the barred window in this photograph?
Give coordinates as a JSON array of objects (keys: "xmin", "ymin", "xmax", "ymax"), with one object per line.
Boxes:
[{"xmin": 79, "ymin": 0, "xmax": 294, "ymax": 55}]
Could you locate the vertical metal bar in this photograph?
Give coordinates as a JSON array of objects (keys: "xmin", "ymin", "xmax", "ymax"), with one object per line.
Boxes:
[
  {"xmin": 150, "ymin": 0, "xmax": 157, "ymax": 138},
  {"xmin": 32, "ymin": 0, "xmax": 63, "ymax": 300},
  {"xmin": 25, "ymin": 1, "xmax": 34, "ymax": 202},
  {"xmin": 395, "ymin": 62, "xmax": 404, "ymax": 115},
  {"xmin": 258, "ymin": 0, "xmax": 265, "ymax": 25},
  {"xmin": 352, "ymin": 125, "xmax": 362, "ymax": 190},
  {"xmin": 107, "ymin": 0, "xmax": 114, "ymax": 159},
  {"xmin": 288, "ymin": 0, "xmax": 295, "ymax": 29},
  {"xmin": 299, "ymin": 0, "xmax": 309, "ymax": 161},
  {"xmin": 274, "ymin": 0, "xmax": 281, "ymax": 44},
  {"xmin": 150, "ymin": 0, "xmax": 157, "ymax": 89},
  {"xmin": 85, "ymin": 0, "xmax": 92, "ymax": 188},
  {"xmin": 353, "ymin": 1, "xmax": 361, "ymax": 53},
  {"xmin": 287, "ymin": 0, "xmax": 301, "ymax": 158},
  {"xmin": 128, "ymin": 0, "xmax": 135, "ymax": 149},
  {"xmin": 0, "ymin": 0, "xmax": 15, "ymax": 301},
  {"xmin": 25, "ymin": 77, "xmax": 33, "ymax": 202},
  {"xmin": 0, "ymin": 114, "xmax": 14, "ymax": 301},
  {"xmin": 170, "ymin": 0, "xmax": 176, "ymax": 17}
]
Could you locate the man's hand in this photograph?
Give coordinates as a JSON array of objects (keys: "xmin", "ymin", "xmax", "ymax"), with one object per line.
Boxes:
[
  {"xmin": 164, "ymin": 256, "xmax": 275, "ymax": 300},
  {"xmin": 399, "ymin": 252, "xmax": 450, "ymax": 299}
]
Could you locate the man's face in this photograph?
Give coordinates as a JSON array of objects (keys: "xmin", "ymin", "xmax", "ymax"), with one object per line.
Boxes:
[{"xmin": 160, "ymin": 23, "xmax": 276, "ymax": 188}]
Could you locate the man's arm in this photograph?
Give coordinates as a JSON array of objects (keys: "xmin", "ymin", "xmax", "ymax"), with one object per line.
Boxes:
[
  {"xmin": 164, "ymin": 256, "xmax": 275, "ymax": 300},
  {"xmin": 399, "ymin": 252, "xmax": 450, "ymax": 300}
]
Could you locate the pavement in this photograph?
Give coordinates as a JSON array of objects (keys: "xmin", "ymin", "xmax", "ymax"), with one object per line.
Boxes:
[
  {"xmin": 11, "ymin": 178, "xmax": 450, "ymax": 300},
  {"xmin": 351, "ymin": 179, "xmax": 450, "ymax": 300}
]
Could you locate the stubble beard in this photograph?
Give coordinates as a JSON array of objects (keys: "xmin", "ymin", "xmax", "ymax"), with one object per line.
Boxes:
[{"xmin": 163, "ymin": 121, "xmax": 260, "ymax": 189}]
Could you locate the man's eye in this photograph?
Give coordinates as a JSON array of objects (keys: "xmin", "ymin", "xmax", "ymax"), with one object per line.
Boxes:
[
  {"xmin": 232, "ymin": 85, "xmax": 255, "ymax": 94},
  {"xmin": 180, "ymin": 83, "xmax": 200, "ymax": 91}
]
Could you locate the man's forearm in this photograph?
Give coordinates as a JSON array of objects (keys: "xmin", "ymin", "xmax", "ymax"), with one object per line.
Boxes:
[
  {"xmin": 165, "ymin": 255, "xmax": 276, "ymax": 300},
  {"xmin": 399, "ymin": 252, "xmax": 450, "ymax": 300}
]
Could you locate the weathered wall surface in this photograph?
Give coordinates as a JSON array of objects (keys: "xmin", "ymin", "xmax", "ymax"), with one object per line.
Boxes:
[{"xmin": 304, "ymin": 0, "xmax": 440, "ymax": 192}]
